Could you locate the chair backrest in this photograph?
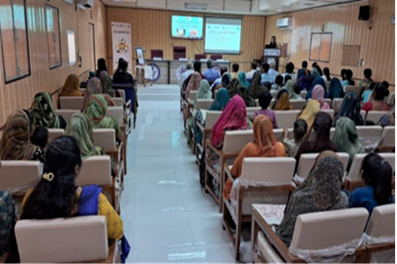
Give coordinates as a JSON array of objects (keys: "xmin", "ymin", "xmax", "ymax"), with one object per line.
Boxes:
[
  {"xmin": 348, "ymin": 153, "xmax": 395, "ymax": 181},
  {"xmin": 366, "ymin": 111, "xmax": 388, "ymax": 123},
  {"xmin": 173, "ymin": 46, "xmax": 186, "ymax": 60},
  {"xmin": 205, "ymin": 111, "xmax": 222, "ymax": 129},
  {"xmin": 319, "ymin": 109, "xmax": 335, "ymax": 121},
  {"xmin": 329, "ymin": 127, "xmax": 335, "ymax": 139},
  {"xmin": 300, "ymin": 90, "xmax": 307, "ymax": 99},
  {"xmin": 290, "ymin": 100, "xmax": 306, "ymax": 110},
  {"xmin": 223, "ymin": 130, "xmax": 253, "ymax": 153},
  {"xmin": 332, "ymin": 98, "xmax": 343, "ymax": 113},
  {"xmin": 365, "ymin": 204, "xmax": 395, "ymax": 241},
  {"xmin": 59, "ymin": 96, "xmax": 84, "ymax": 110},
  {"xmin": 275, "ymin": 110, "xmax": 301, "ymax": 128},
  {"xmin": 189, "ymin": 90, "xmax": 198, "ymax": 101},
  {"xmin": 273, "ymin": 128, "xmax": 284, "ymax": 142},
  {"xmin": 55, "ymin": 109, "xmax": 79, "ymax": 124},
  {"xmin": 151, "ymin": 49, "xmax": 163, "ymax": 59},
  {"xmin": 241, "ymin": 157, "xmax": 295, "ymax": 183},
  {"xmin": 210, "ymin": 54, "xmax": 222, "ymax": 60},
  {"xmin": 0, "ymin": 161, "xmax": 42, "ymax": 194},
  {"xmin": 325, "ymin": 81, "xmax": 331, "ymax": 90},
  {"xmin": 291, "ymin": 208, "xmax": 369, "ymax": 251},
  {"xmin": 195, "ymin": 99, "xmax": 214, "ymax": 111},
  {"xmin": 106, "ymin": 106, "xmax": 124, "ymax": 126},
  {"xmin": 76, "ymin": 156, "xmax": 112, "ymax": 186},
  {"xmin": 47, "ymin": 129, "xmax": 65, "ymax": 143},
  {"xmin": 379, "ymin": 126, "xmax": 395, "ymax": 146},
  {"xmin": 93, "ymin": 129, "xmax": 117, "ymax": 151},
  {"xmin": 15, "ymin": 216, "xmax": 108, "ymax": 263},
  {"xmin": 345, "ymin": 85, "xmax": 361, "ymax": 94},
  {"xmin": 323, "ymin": 98, "xmax": 332, "ymax": 107},
  {"xmin": 117, "ymin": 89, "xmax": 126, "ymax": 103},
  {"xmin": 361, "ymin": 110, "xmax": 367, "ymax": 121},
  {"xmin": 112, "ymin": 97, "xmax": 124, "ymax": 107},
  {"xmin": 296, "ymin": 152, "xmax": 349, "ymax": 179},
  {"xmin": 387, "ymin": 92, "xmax": 395, "ymax": 105},
  {"xmin": 270, "ymin": 90, "xmax": 278, "ymax": 98},
  {"xmin": 246, "ymin": 107, "xmax": 261, "ymax": 118},
  {"xmin": 356, "ymin": 126, "xmax": 383, "ymax": 139},
  {"xmin": 194, "ymin": 54, "xmax": 206, "ymax": 60}
]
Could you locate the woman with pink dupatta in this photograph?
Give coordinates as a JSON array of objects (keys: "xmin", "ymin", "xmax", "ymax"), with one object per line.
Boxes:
[
  {"xmin": 183, "ymin": 72, "xmax": 202, "ymax": 122},
  {"xmin": 312, "ymin": 85, "xmax": 330, "ymax": 109}
]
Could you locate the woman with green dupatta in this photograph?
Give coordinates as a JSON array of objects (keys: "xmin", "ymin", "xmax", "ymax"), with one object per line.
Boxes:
[{"xmin": 31, "ymin": 92, "xmax": 66, "ymax": 129}]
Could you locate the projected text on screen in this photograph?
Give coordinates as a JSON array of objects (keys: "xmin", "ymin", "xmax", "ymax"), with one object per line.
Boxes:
[{"xmin": 204, "ymin": 18, "xmax": 242, "ymax": 55}]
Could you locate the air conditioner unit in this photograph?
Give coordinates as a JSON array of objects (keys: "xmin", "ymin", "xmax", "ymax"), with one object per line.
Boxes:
[
  {"xmin": 276, "ymin": 18, "xmax": 292, "ymax": 29},
  {"xmin": 78, "ymin": 0, "xmax": 94, "ymax": 8}
]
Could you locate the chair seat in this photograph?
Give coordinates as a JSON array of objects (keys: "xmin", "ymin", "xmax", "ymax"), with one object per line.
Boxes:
[{"xmin": 257, "ymin": 231, "xmax": 285, "ymax": 263}]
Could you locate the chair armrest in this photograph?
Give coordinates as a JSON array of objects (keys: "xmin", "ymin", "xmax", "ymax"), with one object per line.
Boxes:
[
  {"xmin": 224, "ymin": 163, "xmax": 234, "ymax": 183},
  {"xmin": 125, "ymin": 99, "xmax": 131, "ymax": 111},
  {"xmin": 375, "ymin": 146, "xmax": 395, "ymax": 153},
  {"xmin": 206, "ymin": 140, "xmax": 223, "ymax": 157},
  {"xmin": 197, "ymin": 122, "xmax": 205, "ymax": 134}
]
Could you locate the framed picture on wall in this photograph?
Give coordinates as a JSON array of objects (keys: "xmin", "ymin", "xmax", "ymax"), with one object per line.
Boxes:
[{"xmin": 135, "ymin": 47, "xmax": 145, "ymax": 65}]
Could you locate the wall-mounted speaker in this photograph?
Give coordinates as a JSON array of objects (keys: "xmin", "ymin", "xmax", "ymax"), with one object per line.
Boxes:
[{"xmin": 359, "ymin": 5, "xmax": 370, "ymax": 21}]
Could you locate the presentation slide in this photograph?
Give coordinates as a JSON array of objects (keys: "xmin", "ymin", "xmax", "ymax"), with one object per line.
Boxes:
[
  {"xmin": 171, "ymin": 15, "xmax": 203, "ymax": 40},
  {"xmin": 204, "ymin": 18, "xmax": 242, "ymax": 55}
]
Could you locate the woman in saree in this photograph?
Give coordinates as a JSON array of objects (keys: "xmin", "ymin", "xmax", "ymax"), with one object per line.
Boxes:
[
  {"xmin": 81, "ymin": 77, "xmax": 116, "ymax": 112},
  {"xmin": 312, "ymin": 85, "xmax": 330, "ymax": 109}
]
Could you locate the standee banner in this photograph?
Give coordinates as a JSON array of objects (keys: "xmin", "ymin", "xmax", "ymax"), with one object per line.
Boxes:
[{"xmin": 111, "ymin": 22, "xmax": 132, "ymax": 72}]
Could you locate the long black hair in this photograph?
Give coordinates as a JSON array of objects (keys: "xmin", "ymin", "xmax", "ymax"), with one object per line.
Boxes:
[
  {"xmin": 323, "ymin": 67, "xmax": 331, "ymax": 81},
  {"xmin": 361, "ymin": 153, "xmax": 392, "ymax": 206},
  {"xmin": 96, "ymin": 58, "xmax": 107, "ymax": 77},
  {"xmin": 21, "ymin": 136, "xmax": 82, "ymax": 220}
]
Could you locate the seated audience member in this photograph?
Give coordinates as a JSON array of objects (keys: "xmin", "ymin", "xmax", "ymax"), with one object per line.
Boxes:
[
  {"xmin": 178, "ymin": 62, "xmax": 194, "ymax": 88},
  {"xmin": 183, "ymin": 72, "xmax": 202, "ymax": 122},
  {"xmin": 223, "ymin": 115, "xmax": 286, "ymax": 200},
  {"xmin": 96, "ymin": 58, "xmax": 108, "ymax": 77},
  {"xmin": 263, "ymin": 81, "xmax": 272, "ymax": 92},
  {"xmin": 282, "ymin": 62, "xmax": 296, "ymax": 82},
  {"xmin": 211, "ymin": 66, "xmax": 228, "ymax": 90},
  {"xmin": 238, "ymin": 72, "xmax": 250, "ymax": 89},
  {"xmin": 99, "ymin": 71, "xmax": 115, "ymax": 97},
  {"xmin": 230, "ymin": 63, "xmax": 239, "ymax": 79},
  {"xmin": 65, "ymin": 113, "xmax": 118, "ymax": 176},
  {"xmin": 322, "ymin": 67, "xmax": 331, "ymax": 82},
  {"xmin": 0, "ymin": 110, "xmax": 46, "ymax": 163},
  {"xmin": 334, "ymin": 92, "xmax": 365, "ymax": 126},
  {"xmin": 361, "ymin": 82, "xmax": 375, "ymax": 103},
  {"xmin": 359, "ymin": 68, "xmax": 374, "ymax": 88},
  {"xmin": 82, "ymin": 78, "xmax": 116, "ymax": 111},
  {"xmin": 203, "ymin": 60, "xmax": 220, "ymax": 83},
  {"xmin": 381, "ymin": 80, "xmax": 390, "ymax": 93},
  {"xmin": 31, "ymin": 92, "xmax": 66, "ymax": 129},
  {"xmin": 298, "ymin": 99, "xmax": 320, "ymax": 129},
  {"xmin": 192, "ymin": 60, "xmax": 205, "ymax": 80},
  {"xmin": 295, "ymin": 112, "xmax": 338, "ymax": 164},
  {"xmin": 248, "ymin": 71, "xmax": 265, "ymax": 99},
  {"xmin": 332, "ymin": 117, "xmax": 365, "ymax": 171},
  {"xmin": 345, "ymin": 69, "xmax": 355, "ymax": 86},
  {"xmin": 329, "ymin": 77, "xmax": 345, "ymax": 100},
  {"xmin": 284, "ymin": 75, "xmax": 292, "ymax": 84},
  {"xmin": 30, "ymin": 127, "xmax": 49, "ymax": 150},
  {"xmin": 261, "ymin": 62, "xmax": 273, "ymax": 84},
  {"xmin": 20, "ymin": 136, "xmax": 130, "ymax": 261},
  {"xmin": 60, "ymin": 74, "xmax": 82, "ymax": 97},
  {"xmin": 84, "ymin": 95, "xmax": 123, "ymax": 142},
  {"xmin": 272, "ymin": 75, "xmax": 283, "ymax": 90},
  {"xmin": 340, "ymin": 68, "xmax": 347, "ymax": 83},
  {"xmin": 347, "ymin": 153, "xmax": 393, "ymax": 215},
  {"xmin": 297, "ymin": 61, "xmax": 310, "ymax": 80},
  {"xmin": 227, "ymin": 78, "xmax": 240, "ymax": 99},
  {"xmin": 255, "ymin": 91, "xmax": 278, "ymax": 128},
  {"xmin": 362, "ymin": 84, "xmax": 390, "ymax": 112},
  {"xmin": 294, "ymin": 84, "xmax": 303, "ymax": 100},
  {"xmin": 306, "ymin": 76, "xmax": 327, "ymax": 99},
  {"xmin": 277, "ymin": 151, "xmax": 348, "ymax": 246},
  {"xmin": 113, "ymin": 58, "xmax": 134, "ymax": 84},
  {"xmin": 273, "ymin": 89, "xmax": 293, "ymax": 111},
  {"xmin": 246, "ymin": 61, "xmax": 258, "ymax": 79},
  {"xmin": 283, "ymin": 119, "xmax": 307, "ymax": 157},
  {"xmin": 0, "ymin": 191, "xmax": 17, "ymax": 257},
  {"xmin": 312, "ymin": 85, "xmax": 330, "ymax": 109},
  {"xmin": 283, "ymin": 80, "xmax": 298, "ymax": 99},
  {"xmin": 311, "ymin": 62, "xmax": 323, "ymax": 77},
  {"xmin": 268, "ymin": 60, "xmax": 279, "ymax": 81}
]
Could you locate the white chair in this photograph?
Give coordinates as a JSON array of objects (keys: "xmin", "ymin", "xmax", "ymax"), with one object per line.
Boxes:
[
  {"xmin": 187, "ymin": 90, "xmax": 198, "ymax": 105},
  {"xmin": 378, "ymin": 126, "xmax": 395, "ymax": 148},
  {"xmin": 195, "ymin": 99, "xmax": 214, "ymax": 111},
  {"xmin": 255, "ymin": 208, "xmax": 369, "ymax": 263},
  {"xmin": 325, "ymin": 81, "xmax": 331, "ymax": 90},
  {"xmin": 106, "ymin": 106, "xmax": 124, "ymax": 126},
  {"xmin": 361, "ymin": 110, "xmax": 367, "ymax": 121},
  {"xmin": 345, "ymin": 85, "xmax": 361, "ymax": 94},
  {"xmin": 319, "ymin": 109, "xmax": 335, "ymax": 121},
  {"xmin": 366, "ymin": 111, "xmax": 388, "ymax": 123},
  {"xmin": 112, "ymin": 97, "xmax": 124, "ymax": 107},
  {"xmin": 223, "ymin": 157, "xmax": 296, "ymax": 261},
  {"xmin": 246, "ymin": 107, "xmax": 261, "ymax": 120},
  {"xmin": 295, "ymin": 152, "xmax": 349, "ymax": 182},
  {"xmin": 356, "ymin": 126, "xmax": 383, "ymax": 150},
  {"xmin": 364, "ymin": 204, "xmax": 395, "ymax": 263},
  {"xmin": 345, "ymin": 153, "xmax": 395, "ymax": 192},
  {"xmin": 47, "ymin": 129, "xmax": 64, "ymax": 143},
  {"xmin": 196, "ymin": 111, "xmax": 222, "ymax": 163},
  {"xmin": 55, "ymin": 109, "xmax": 79, "ymax": 124},
  {"xmin": 59, "ymin": 96, "xmax": 84, "ymax": 110},
  {"xmin": 15, "ymin": 216, "xmax": 118, "ymax": 263},
  {"xmin": 323, "ymin": 98, "xmax": 332, "ymax": 107},
  {"xmin": 300, "ymin": 90, "xmax": 307, "ymax": 99},
  {"xmin": 275, "ymin": 110, "xmax": 300, "ymax": 128},
  {"xmin": 205, "ymin": 130, "xmax": 253, "ymax": 212},
  {"xmin": 331, "ymin": 98, "xmax": 343, "ymax": 113},
  {"xmin": 289, "ymin": 100, "xmax": 306, "ymax": 110},
  {"xmin": 387, "ymin": 92, "xmax": 395, "ymax": 105}
]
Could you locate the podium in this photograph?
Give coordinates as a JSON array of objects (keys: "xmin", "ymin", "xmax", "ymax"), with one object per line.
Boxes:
[{"xmin": 263, "ymin": 48, "xmax": 281, "ymax": 69}]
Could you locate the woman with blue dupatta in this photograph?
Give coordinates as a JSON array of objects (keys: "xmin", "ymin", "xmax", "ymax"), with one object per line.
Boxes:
[{"xmin": 20, "ymin": 136, "xmax": 130, "ymax": 262}]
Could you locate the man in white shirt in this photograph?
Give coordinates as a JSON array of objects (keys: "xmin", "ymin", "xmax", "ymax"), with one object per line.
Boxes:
[
  {"xmin": 246, "ymin": 61, "xmax": 258, "ymax": 80},
  {"xmin": 268, "ymin": 59, "xmax": 279, "ymax": 82},
  {"xmin": 178, "ymin": 62, "xmax": 194, "ymax": 88}
]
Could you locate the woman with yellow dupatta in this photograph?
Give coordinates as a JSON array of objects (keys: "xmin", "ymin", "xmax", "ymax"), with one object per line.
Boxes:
[
  {"xmin": 59, "ymin": 74, "xmax": 82, "ymax": 97},
  {"xmin": 273, "ymin": 89, "xmax": 293, "ymax": 110}
]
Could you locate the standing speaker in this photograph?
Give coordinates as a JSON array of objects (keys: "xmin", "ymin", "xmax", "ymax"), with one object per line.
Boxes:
[{"xmin": 359, "ymin": 5, "xmax": 370, "ymax": 21}]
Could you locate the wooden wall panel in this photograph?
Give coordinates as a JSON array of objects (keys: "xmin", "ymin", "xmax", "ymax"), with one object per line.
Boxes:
[
  {"xmin": 106, "ymin": 8, "xmax": 266, "ymax": 73},
  {"xmin": 265, "ymin": 0, "xmax": 395, "ymax": 87},
  {"xmin": 0, "ymin": 0, "xmax": 107, "ymax": 126}
]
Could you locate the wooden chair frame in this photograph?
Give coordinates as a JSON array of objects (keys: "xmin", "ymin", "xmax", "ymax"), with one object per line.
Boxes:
[
  {"xmin": 250, "ymin": 207, "xmax": 368, "ymax": 263},
  {"xmin": 223, "ymin": 165, "xmax": 295, "ymax": 261},
  {"xmin": 195, "ymin": 122, "xmax": 212, "ymax": 165},
  {"xmin": 364, "ymin": 242, "xmax": 395, "ymax": 263}
]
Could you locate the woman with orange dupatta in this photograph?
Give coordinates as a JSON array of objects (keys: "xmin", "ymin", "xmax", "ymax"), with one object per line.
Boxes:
[
  {"xmin": 60, "ymin": 74, "xmax": 82, "ymax": 97},
  {"xmin": 183, "ymin": 72, "xmax": 202, "ymax": 122},
  {"xmin": 223, "ymin": 115, "xmax": 286, "ymax": 200}
]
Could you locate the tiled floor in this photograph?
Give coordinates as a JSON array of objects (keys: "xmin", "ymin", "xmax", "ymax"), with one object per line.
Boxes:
[{"xmin": 121, "ymin": 85, "xmax": 235, "ymax": 263}]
